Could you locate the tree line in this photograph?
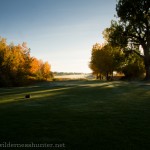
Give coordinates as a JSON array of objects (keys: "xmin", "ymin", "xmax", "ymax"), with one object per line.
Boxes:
[
  {"xmin": 0, "ymin": 37, "xmax": 52, "ymax": 87},
  {"xmin": 89, "ymin": 43, "xmax": 144, "ymax": 80},
  {"xmin": 89, "ymin": 0, "xmax": 149, "ymax": 80}
]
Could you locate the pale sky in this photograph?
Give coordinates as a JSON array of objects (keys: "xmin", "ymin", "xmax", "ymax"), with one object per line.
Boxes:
[{"xmin": 0, "ymin": 0, "xmax": 116, "ymax": 73}]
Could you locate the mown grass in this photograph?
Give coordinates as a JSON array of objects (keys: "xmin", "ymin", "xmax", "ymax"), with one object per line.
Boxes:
[{"xmin": 0, "ymin": 80, "xmax": 150, "ymax": 150}]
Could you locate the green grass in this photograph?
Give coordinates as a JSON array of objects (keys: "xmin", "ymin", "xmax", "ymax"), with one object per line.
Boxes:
[{"xmin": 0, "ymin": 80, "xmax": 150, "ymax": 150}]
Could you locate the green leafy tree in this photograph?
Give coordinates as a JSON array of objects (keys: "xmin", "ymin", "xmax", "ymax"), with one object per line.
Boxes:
[
  {"xmin": 122, "ymin": 52, "xmax": 145, "ymax": 79},
  {"xmin": 89, "ymin": 43, "xmax": 124, "ymax": 80},
  {"xmin": 89, "ymin": 43, "xmax": 103, "ymax": 79},
  {"xmin": 105, "ymin": 0, "xmax": 150, "ymax": 79}
]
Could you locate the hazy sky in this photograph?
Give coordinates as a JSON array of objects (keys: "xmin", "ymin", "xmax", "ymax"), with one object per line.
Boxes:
[{"xmin": 0, "ymin": 0, "xmax": 116, "ymax": 73}]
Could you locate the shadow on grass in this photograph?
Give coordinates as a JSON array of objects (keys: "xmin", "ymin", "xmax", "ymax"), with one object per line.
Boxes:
[{"xmin": 0, "ymin": 80, "xmax": 150, "ymax": 150}]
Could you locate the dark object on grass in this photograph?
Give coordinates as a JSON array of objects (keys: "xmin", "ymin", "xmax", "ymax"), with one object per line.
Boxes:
[{"xmin": 25, "ymin": 94, "xmax": 30, "ymax": 98}]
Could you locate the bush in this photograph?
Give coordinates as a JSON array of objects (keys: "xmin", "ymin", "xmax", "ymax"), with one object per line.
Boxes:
[{"xmin": 122, "ymin": 63, "xmax": 145, "ymax": 79}]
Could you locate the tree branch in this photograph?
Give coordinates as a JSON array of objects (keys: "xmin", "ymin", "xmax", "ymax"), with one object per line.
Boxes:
[{"xmin": 125, "ymin": 49, "xmax": 144, "ymax": 59}]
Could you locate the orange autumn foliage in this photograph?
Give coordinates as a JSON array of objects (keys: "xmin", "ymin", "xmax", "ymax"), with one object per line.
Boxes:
[{"xmin": 0, "ymin": 37, "xmax": 52, "ymax": 86}]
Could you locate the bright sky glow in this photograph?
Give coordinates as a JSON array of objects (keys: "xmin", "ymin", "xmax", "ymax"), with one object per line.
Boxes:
[{"xmin": 0, "ymin": 0, "xmax": 116, "ymax": 73}]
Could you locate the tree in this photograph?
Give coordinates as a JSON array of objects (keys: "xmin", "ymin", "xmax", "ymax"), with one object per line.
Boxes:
[
  {"xmin": 0, "ymin": 38, "xmax": 12, "ymax": 86},
  {"xmin": 30, "ymin": 58, "xmax": 51, "ymax": 80},
  {"xmin": 89, "ymin": 43, "xmax": 124, "ymax": 80},
  {"xmin": 41, "ymin": 61, "xmax": 51, "ymax": 80},
  {"xmin": 122, "ymin": 52, "xmax": 145, "ymax": 79},
  {"xmin": 103, "ymin": 20, "xmax": 128, "ymax": 48},
  {"xmin": 105, "ymin": 0, "xmax": 150, "ymax": 79},
  {"xmin": 89, "ymin": 43, "xmax": 103, "ymax": 79},
  {"xmin": 30, "ymin": 57, "xmax": 40, "ymax": 75},
  {"xmin": 0, "ymin": 38, "xmax": 33, "ymax": 86},
  {"xmin": 0, "ymin": 36, "xmax": 53, "ymax": 86}
]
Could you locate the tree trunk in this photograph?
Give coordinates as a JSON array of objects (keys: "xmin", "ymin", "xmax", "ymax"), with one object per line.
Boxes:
[
  {"xmin": 145, "ymin": 66, "xmax": 150, "ymax": 80},
  {"xmin": 143, "ymin": 47, "xmax": 150, "ymax": 80},
  {"xmin": 144, "ymin": 57, "xmax": 150, "ymax": 80},
  {"xmin": 96, "ymin": 73, "xmax": 99, "ymax": 79},
  {"xmin": 106, "ymin": 72, "xmax": 109, "ymax": 81}
]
